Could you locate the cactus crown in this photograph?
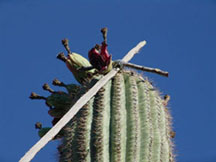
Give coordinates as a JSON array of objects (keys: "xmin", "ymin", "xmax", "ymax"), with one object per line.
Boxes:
[{"xmin": 29, "ymin": 28, "xmax": 174, "ymax": 162}]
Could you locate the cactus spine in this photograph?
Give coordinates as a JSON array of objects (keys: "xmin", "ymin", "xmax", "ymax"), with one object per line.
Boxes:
[{"xmin": 55, "ymin": 71, "xmax": 174, "ymax": 162}]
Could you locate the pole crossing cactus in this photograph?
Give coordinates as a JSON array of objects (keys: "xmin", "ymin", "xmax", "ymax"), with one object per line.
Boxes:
[{"xmin": 29, "ymin": 28, "xmax": 174, "ymax": 162}]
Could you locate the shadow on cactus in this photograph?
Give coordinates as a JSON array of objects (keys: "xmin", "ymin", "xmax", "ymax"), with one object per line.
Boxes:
[{"xmin": 30, "ymin": 27, "xmax": 175, "ymax": 162}]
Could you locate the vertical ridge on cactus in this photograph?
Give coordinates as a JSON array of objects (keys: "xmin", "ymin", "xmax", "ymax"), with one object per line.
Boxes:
[
  {"xmin": 110, "ymin": 73, "xmax": 126, "ymax": 162},
  {"xmin": 124, "ymin": 73, "xmax": 141, "ymax": 162},
  {"xmin": 74, "ymin": 98, "xmax": 94, "ymax": 161},
  {"xmin": 90, "ymin": 82, "xmax": 110, "ymax": 162}
]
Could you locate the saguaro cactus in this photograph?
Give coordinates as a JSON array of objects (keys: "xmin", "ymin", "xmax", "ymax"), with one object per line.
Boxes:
[
  {"xmin": 31, "ymin": 71, "xmax": 174, "ymax": 162},
  {"xmin": 55, "ymin": 71, "xmax": 174, "ymax": 162},
  {"xmin": 28, "ymin": 28, "xmax": 174, "ymax": 162}
]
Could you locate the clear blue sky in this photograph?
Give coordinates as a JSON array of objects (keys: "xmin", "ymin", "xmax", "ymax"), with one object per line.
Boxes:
[{"xmin": 0, "ymin": 1, "xmax": 216, "ymax": 162}]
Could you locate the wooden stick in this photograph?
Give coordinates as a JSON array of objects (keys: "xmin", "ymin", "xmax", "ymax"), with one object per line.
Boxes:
[
  {"xmin": 19, "ymin": 40, "xmax": 146, "ymax": 162},
  {"xmin": 124, "ymin": 62, "xmax": 169, "ymax": 77},
  {"xmin": 122, "ymin": 41, "xmax": 146, "ymax": 62}
]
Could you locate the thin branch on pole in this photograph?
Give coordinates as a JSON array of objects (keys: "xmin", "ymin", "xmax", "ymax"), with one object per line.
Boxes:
[
  {"xmin": 19, "ymin": 40, "xmax": 146, "ymax": 162},
  {"xmin": 124, "ymin": 62, "xmax": 169, "ymax": 77}
]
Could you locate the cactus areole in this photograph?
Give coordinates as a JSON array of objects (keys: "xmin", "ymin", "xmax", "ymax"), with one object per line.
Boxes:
[{"xmin": 29, "ymin": 28, "xmax": 174, "ymax": 162}]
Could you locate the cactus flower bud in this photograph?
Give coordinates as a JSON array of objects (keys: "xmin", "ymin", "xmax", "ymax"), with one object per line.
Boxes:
[{"xmin": 58, "ymin": 38, "xmax": 95, "ymax": 85}]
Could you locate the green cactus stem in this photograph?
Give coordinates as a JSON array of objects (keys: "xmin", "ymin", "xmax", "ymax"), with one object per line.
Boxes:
[
  {"xmin": 31, "ymin": 71, "xmax": 174, "ymax": 161},
  {"xmin": 56, "ymin": 71, "xmax": 174, "ymax": 162}
]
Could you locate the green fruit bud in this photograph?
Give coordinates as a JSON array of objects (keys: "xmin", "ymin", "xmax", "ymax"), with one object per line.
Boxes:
[
  {"xmin": 46, "ymin": 92, "xmax": 72, "ymax": 108},
  {"xmin": 66, "ymin": 53, "xmax": 95, "ymax": 84}
]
